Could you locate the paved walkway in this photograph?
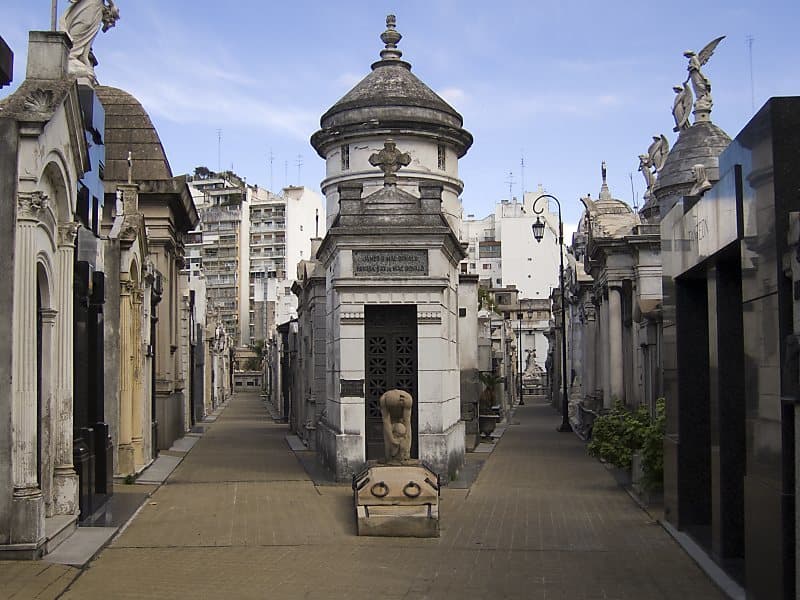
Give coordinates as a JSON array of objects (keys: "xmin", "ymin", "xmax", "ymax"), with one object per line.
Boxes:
[{"xmin": 3, "ymin": 393, "xmax": 724, "ymax": 599}]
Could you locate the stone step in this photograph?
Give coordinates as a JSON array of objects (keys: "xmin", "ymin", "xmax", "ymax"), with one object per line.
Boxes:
[{"xmin": 43, "ymin": 514, "xmax": 77, "ymax": 554}]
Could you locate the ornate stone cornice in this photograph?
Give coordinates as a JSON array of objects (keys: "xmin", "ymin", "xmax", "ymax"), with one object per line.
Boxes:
[
  {"xmin": 17, "ymin": 191, "xmax": 49, "ymax": 221},
  {"xmin": 57, "ymin": 222, "xmax": 80, "ymax": 247}
]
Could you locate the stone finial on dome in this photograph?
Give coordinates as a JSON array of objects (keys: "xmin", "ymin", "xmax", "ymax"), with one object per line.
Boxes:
[
  {"xmin": 599, "ymin": 161, "xmax": 612, "ymax": 200},
  {"xmin": 379, "ymin": 15, "xmax": 403, "ymax": 62}
]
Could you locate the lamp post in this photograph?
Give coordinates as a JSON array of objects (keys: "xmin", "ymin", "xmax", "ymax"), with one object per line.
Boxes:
[
  {"xmin": 532, "ymin": 195, "xmax": 571, "ymax": 433},
  {"xmin": 517, "ymin": 311, "xmax": 524, "ymax": 406}
]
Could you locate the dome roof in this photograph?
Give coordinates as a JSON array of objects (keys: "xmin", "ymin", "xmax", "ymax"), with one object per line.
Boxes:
[
  {"xmin": 579, "ymin": 164, "xmax": 638, "ymax": 238},
  {"xmin": 654, "ymin": 121, "xmax": 731, "ymax": 195},
  {"xmin": 95, "ymin": 85, "xmax": 173, "ymax": 183},
  {"xmin": 311, "ymin": 16, "xmax": 472, "ymax": 158}
]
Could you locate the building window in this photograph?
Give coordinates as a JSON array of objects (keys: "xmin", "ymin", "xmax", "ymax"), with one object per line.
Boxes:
[
  {"xmin": 482, "ymin": 264, "xmax": 491, "ymax": 270},
  {"xmin": 437, "ymin": 144, "xmax": 446, "ymax": 170},
  {"xmin": 495, "ymin": 278, "xmax": 502, "ymax": 285},
  {"xmin": 341, "ymin": 144, "xmax": 350, "ymax": 170}
]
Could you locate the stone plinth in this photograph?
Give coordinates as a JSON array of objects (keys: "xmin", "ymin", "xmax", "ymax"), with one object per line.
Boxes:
[{"xmin": 353, "ymin": 462, "xmax": 439, "ymax": 537}]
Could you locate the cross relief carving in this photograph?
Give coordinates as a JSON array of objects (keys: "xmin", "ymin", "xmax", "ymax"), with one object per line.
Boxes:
[{"xmin": 369, "ymin": 140, "xmax": 411, "ymax": 186}]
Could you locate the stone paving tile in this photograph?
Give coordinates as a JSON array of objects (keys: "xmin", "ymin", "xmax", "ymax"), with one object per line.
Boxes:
[
  {"xmin": 60, "ymin": 393, "xmax": 725, "ymax": 600},
  {"xmin": 0, "ymin": 560, "xmax": 78, "ymax": 599}
]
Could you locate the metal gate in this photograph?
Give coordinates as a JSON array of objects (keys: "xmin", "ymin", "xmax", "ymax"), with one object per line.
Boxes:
[{"xmin": 364, "ymin": 305, "xmax": 418, "ymax": 461}]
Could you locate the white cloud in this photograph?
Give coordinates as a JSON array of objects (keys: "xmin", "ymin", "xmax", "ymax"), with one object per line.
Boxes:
[{"xmin": 437, "ymin": 87, "xmax": 467, "ymax": 105}]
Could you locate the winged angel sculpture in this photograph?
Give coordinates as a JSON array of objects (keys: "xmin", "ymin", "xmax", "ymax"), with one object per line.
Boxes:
[{"xmin": 683, "ymin": 36, "xmax": 725, "ymax": 113}]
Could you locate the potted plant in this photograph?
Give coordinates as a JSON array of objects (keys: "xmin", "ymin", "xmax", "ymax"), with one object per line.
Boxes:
[
  {"xmin": 587, "ymin": 399, "xmax": 665, "ymax": 496},
  {"xmin": 477, "ymin": 372, "xmax": 503, "ymax": 439}
]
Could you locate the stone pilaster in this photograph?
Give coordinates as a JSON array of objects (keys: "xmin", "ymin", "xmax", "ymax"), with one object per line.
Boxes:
[
  {"xmin": 131, "ymin": 287, "xmax": 145, "ymax": 468},
  {"xmin": 608, "ymin": 285, "xmax": 624, "ymax": 403},
  {"xmin": 11, "ymin": 191, "xmax": 47, "ymax": 542},
  {"xmin": 117, "ymin": 279, "xmax": 134, "ymax": 475},
  {"xmin": 53, "ymin": 222, "xmax": 78, "ymax": 515}
]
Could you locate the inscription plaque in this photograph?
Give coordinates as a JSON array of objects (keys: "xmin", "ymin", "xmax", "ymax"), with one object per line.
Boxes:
[
  {"xmin": 353, "ymin": 250, "xmax": 428, "ymax": 277},
  {"xmin": 340, "ymin": 379, "xmax": 365, "ymax": 397}
]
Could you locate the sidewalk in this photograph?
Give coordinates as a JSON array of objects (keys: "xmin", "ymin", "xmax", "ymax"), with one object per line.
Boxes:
[{"xmin": 48, "ymin": 393, "xmax": 725, "ymax": 599}]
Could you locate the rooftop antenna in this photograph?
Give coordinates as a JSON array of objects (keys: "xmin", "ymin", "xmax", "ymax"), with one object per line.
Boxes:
[
  {"xmin": 296, "ymin": 154, "xmax": 303, "ymax": 184},
  {"xmin": 315, "ymin": 208, "xmax": 319, "ymax": 237},
  {"xmin": 51, "ymin": 0, "xmax": 58, "ymax": 31},
  {"xmin": 268, "ymin": 149, "xmax": 274, "ymax": 191},
  {"xmin": 629, "ymin": 172, "xmax": 638, "ymax": 210},
  {"xmin": 216, "ymin": 129, "xmax": 222, "ymax": 173},
  {"xmin": 746, "ymin": 35, "xmax": 755, "ymax": 112},
  {"xmin": 505, "ymin": 170, "xmax": 515, "ymax": 201},
  {"xmin": 284, "ymin": 160, "xmax": 288, "ymax": 188},
  {"xmin": 520, "ymin": 154, "xmax": 526, "ymax": 198}
]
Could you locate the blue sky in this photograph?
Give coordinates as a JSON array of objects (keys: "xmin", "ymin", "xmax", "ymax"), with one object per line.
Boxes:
[{"xmin": 2, "ymin": 0, "xmax": 799, "ymax": 229}]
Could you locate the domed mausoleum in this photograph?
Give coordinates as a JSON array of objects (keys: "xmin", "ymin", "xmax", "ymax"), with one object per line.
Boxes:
[{"xmin": 301, "ymin": 16, "xmax": 475, "ymax": 481}]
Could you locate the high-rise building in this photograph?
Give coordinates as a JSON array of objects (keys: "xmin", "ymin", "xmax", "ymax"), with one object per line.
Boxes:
[
  {"xmin": 186, "ymin": 172, "xmax": 324, "ymax": 347},
  {"xmin": 461, "ymin": 187, "xmax": 561, "ymax": 299}
]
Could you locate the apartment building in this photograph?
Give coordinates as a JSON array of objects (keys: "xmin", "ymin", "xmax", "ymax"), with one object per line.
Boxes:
[{"xmin": 187, "ymin": 172, "xmax": 324, "ymax": 347}]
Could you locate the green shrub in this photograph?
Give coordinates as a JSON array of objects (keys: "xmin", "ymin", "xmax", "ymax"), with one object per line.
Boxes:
[
  {"xmin": 639, "ymin": 399, "xmax": 665, "ymax": 490},
  {"xmin": 587, "ymin": 398, "xmax": 665, "ymax": 491}
]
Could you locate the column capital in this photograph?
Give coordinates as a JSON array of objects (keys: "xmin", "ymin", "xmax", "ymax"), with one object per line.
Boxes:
[
  {"xmin": 57, "ymin": 222, "xmax": 80, "ymax": 247},
  {"xmin": 121, "ymin": 279, "xmax": 135, "ymax": 295},
  {"xmin": 17, "ymin": 191, "xmax": 49, "ymax": 221}
]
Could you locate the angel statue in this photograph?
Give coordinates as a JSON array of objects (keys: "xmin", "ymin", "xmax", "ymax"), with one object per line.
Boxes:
[
  {"xmin": 638, "ymin": 154, "xmax": 655, "ymax": 198},
  {"xmin": 59, "ymin": 0, "xmax": 120, "ymax": 83},
  {"xmin": 672, "ymin": 83, "xmax": 693, "ymax": 132},
  {"xmin": 647, "ymin": 135, "xmax": 670, "ymax": 173},
  {"xmin": 684, "ymin": 36, "xmax": 725, "ymax": 112}
]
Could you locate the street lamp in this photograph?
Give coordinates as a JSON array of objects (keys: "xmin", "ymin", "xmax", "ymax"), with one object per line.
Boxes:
[
  {"xmin": 532, "ymin": 195, "xmax": 571, "ymax": 433},
  {"xmin": 517, "ymin": 310, "xmax": 524, "ymax": 406}
]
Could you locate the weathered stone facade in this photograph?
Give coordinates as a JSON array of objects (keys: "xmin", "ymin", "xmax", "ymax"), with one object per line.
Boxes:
[{"xmin": 0, "ymin": 31, "xmax": 88, "ymax": 556}]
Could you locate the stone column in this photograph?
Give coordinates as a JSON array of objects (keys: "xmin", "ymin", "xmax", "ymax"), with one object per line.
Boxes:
[
  {"xmin": 583, "ymin": 301, "xmax": 597, "ymax": 400},
  {"xmin": 11, "ymin": 192, "xmax": 46, "ymax": 541},
  {"xmin": 53, "ymin": 222, "xmax": 79, "ymax": 515},
  {"xmin": 608, "ymin": 285, "xmax": 624, "ymax": 404},
  {"xmin": 117, "ymin": 279, "xmax": 134, "ymax": 475},
  {"xmin": 38, "ymin": 308, "xmax": 57, "ymax": 518},
  {"xmin": 131, "ymin": 287, "xmax": 145, "ymax": 468},
  {"xmin": 598, "ymin": 293, "xmax": 610, "ymax": 407}
]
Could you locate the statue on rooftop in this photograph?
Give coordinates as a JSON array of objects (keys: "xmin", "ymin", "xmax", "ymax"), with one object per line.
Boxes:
[
  {"xmin": 379, "ymin": 389, "xmax": 413, "ymax": 463},
  {"xmin": 647, "ymin": 135, "xmax": 670, "ymax": 173},
  {"xmin": 672, "ymin": 83, "xmax": 693, "ymax": 132},
  {"xmin": 683, "ymin": 36, "xmax": 725, "ymax": 113},
  {"xmin": 60, "ymin": 0, "xmax": 120, "ymax": 83},
  {"xmin": 638, "ymin": 154, "xmax": 655, "ymax": 197}
]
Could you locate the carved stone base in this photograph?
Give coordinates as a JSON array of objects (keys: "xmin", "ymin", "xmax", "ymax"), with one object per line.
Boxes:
[
  {"xmin": 117, "ymin": 443, "xmax": 135, "ymax": 477},
  {"xmin": 52, "ymin": 467, "xmax": 78, "ymax": 516},
  {"xmin": 354, "ymin": 463, "xmax": 440, "ymax": 537},
  {"xmin": 10, "ymin": 488, "xmax": 45, "ymax": 546},
  {"xmin": 132, "ymin": 437, "xmax": 144, "ymax": 469}
]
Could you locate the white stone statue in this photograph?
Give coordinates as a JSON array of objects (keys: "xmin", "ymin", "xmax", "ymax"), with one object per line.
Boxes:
[
  {"xmin": 683, "ymin": 36, "xmax": 725, "ymax": 114},
  {"xmin": 689, "ymin": 164, "xmax": 712, "ymax": 196},
  {"xmin": 647, "ymin": 135, "xmax": 670, "ymax": 173},
  {"xmin": 59, "ymin": 0, "xmax": 120, "ymax": 83},
  {"xmin": 379, "ymin": 389, "xmax": 412, "ymax": 463},
  {"xmin": 638, "ymin": 154, "xmax": 655, "ymax": 197},
  {"xmin": 672, "ymin": 83, "xmax": 693, "ymax": 132}
]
